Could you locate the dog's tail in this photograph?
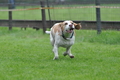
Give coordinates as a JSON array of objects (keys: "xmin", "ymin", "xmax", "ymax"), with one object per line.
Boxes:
[{"xmin": 45, "ymin": 31, "xmax": 51, "ymax": 34}]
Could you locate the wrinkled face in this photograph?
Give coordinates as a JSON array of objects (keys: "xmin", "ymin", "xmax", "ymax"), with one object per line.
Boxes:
[{"xmin": 62, "ymin": 20, "xmax": 75, "ymax": 33}]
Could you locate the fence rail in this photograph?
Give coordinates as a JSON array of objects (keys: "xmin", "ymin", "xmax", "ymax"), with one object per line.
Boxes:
[
  {"xmin": 0, "ymin": 6, "xmax": 120, "ymax": 12},
  {"xmin": 0, "ymin": 20, "xmax": 120, "ymax": 30}
]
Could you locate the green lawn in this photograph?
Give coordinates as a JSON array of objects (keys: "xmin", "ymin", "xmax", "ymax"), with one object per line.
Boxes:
[
  {"xmin": 0, "ymin": 4, "xmax": 120, "ymax": 21},
  {"xmin": 0, "ymin": 27, "xmax": 120, "ymax": 80}
]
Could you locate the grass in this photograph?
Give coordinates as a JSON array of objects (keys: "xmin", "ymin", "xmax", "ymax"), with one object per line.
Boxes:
[
  {"xmin": 0, "ymin": 27, "xmax": 120, "ymax": 80},
  {"xmin": 0, "ymin": 4, "xmax": 120, "ymax": 21}
]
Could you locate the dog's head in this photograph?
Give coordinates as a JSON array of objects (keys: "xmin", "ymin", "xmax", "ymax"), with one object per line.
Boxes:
[{"xmin": 60, "ymin": 20, "xmax": 82, "ymax": 33}]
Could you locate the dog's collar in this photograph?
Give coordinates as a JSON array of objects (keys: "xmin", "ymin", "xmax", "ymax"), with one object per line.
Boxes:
[{"xmin": 62, "ymin": 31, "xmax": 74, "ymax": 40}]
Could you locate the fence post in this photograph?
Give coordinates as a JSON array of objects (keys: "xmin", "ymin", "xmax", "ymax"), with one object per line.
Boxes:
[
  {"xmin": 8, "ymin": 3, "xmax": 13, "ymax": 30},
  {"xmin": 46, "ymin": 0, "xmax": 52, "ymax": 29},
  {"xmin": 40, "ymin": 1, "xmax": 47, "ymax": 33},
  {"xmin": 95, "ymin": 0, "xmax": 101, "ymax": 34}
]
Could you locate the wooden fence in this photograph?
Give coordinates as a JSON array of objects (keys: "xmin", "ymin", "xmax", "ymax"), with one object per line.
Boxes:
[{"xmin": 0, "ymin": 0, "xmax": 120, "ymax": 33}]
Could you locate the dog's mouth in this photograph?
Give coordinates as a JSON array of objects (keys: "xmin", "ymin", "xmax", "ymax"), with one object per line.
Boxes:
[{"xmin": 66, "ymin": 28, "xmax": 74, "ymax": 33}]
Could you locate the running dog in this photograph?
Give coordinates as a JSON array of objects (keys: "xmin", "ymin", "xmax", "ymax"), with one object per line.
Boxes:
[{"xmin": 46, "ymin": 20, "xmax": 81, "ymax": 60}]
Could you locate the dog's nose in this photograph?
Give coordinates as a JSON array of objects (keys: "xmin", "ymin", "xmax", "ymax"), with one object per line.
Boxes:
[{"xmin": 69, "ymin": 24, "xmax": 73, "ymax": 27}]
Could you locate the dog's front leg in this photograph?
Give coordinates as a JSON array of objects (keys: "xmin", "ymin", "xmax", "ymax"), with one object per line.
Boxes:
[
  {"xmin": 64, "ymin": 47, "xmax": 74, "ymax": 58},
  {"xmin": 53, "ymin": 45, "xmax": 59, "ymax": 60}
]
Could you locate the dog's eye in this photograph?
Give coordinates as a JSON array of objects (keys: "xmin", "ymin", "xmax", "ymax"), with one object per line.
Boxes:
[
  {"xmin": 71, "ymin": 23, "xmax": 73, "ymax": 24},
  {"xmin": 65, "ymin": 23, "xmax": 68, "ymax": 25}
]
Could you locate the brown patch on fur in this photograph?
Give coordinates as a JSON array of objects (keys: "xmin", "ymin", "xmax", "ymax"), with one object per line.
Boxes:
[
  {"xmin": 74, "ymin": 23, "xmax": 82, "ymax": 30},
  {"xmin": 59, "ymin": 22, "xmax": 64, "ymax": 32},
  {"xmin": 65, "ymin": 20, "xmax": 73, "ymax": 23},
  {"xmin": 52, "ymin": 23, "xmax": 63, "ymax": 35}
]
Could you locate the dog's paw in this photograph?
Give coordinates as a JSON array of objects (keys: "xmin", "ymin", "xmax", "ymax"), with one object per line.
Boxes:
[
  {"xmin": 70, "ymin": 55, "xmax": 74, "ymax": 58},
  {"xmin": 63, "ymin": 52, "xmax": 68, "ymax": 56},
  {"xmin": 63, "ymin": 54, "xmax": 67, "ymax": 56},
  {"xmin": 53, "ymin": 57, "xmax": 59, "ymax": 60}
]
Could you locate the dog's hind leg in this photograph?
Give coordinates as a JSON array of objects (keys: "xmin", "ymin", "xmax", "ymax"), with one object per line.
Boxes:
[
  {"xmin": 53, "ymin": 45, "xmax": 59, "ymax": 60},
  {"xmin": 50, "ymin": 34, "xmax": 54, "ymax": 46},
  {"xmin": 63, "ymin": 47, "xmax": 74, "ymax": 58}
]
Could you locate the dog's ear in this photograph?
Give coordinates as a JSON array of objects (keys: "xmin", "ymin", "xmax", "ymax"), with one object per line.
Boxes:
[
  {"xmin": 59, "ymin": 22, "xmax": 64, "ymax": 31},
  {"xmin": 74, "ymin": 23, "xmax": 82, "ymax": 30}
]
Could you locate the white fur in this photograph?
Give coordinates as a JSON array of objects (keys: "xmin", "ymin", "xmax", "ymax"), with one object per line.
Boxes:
[
  {"xmin": 45, "ymin": 31, "xmax": 51, "ymax": 34},
  {"xmin": 47, "ymin": 20, "xmax": 76, "ymax": 60}
]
